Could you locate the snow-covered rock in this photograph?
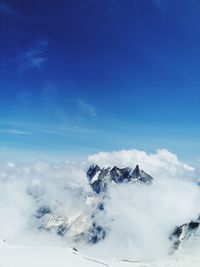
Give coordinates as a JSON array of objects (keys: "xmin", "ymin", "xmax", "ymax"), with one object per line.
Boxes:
[
  {"xmin": 87, "ymin": 164, "xmax": 153, "ymax": 193},
  {"xmin": 170, "ymin": 220, "xmax": 200, "ymax": 250}
]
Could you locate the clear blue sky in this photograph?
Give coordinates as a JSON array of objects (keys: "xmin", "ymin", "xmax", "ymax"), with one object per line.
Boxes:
[{"xmin": 0, "ymin": 0, "xmax": 200, "ymax": 162}]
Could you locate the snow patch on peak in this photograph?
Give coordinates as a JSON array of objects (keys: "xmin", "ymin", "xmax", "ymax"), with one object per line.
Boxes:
[{"xmin": 87, "ymin": 164, "xmax": 153, "ymax": 193}]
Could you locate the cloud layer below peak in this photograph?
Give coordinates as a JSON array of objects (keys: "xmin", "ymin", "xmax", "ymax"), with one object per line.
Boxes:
[{"xmin": 0, "ymin": 148, "xmax": 199, "ymax": 261}]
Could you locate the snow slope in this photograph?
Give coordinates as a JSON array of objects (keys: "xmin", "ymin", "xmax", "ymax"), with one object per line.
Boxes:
[{"xmin": 0, "ymin": 246, "xmax": 200, "ymax": 267}]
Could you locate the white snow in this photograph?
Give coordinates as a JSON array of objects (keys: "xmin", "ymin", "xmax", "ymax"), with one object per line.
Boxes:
[{"xmin": 0, "ymin": 246, "xmax": 200, "ymax": 267}]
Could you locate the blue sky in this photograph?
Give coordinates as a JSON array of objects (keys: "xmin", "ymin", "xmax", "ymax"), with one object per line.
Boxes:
[{"xmin": 0, "ymin": 0, "xmax": 200, "ymax": 162}]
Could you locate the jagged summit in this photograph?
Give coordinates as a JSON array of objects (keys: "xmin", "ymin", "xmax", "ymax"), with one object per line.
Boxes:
[
  {"xmin": 87, "ymin": 164, "xmax": 153, "ymax": 193},
  {"xmin": 87, "ymin": 164, "xmax": 101, "ymax": 182},
  {"xmin": 134, "ymin": 164, "xmax": 140, "ymax": 176}
]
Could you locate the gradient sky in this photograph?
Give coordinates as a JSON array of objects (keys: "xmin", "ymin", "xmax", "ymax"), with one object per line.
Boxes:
[{"xmin": 0, "ymin": 0, "xmax": 200, "ymax": 162}]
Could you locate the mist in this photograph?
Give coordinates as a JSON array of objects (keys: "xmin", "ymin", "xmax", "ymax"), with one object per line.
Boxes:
[{"xmin": 0, "ymin": 149, "xmax": 200, "ymax": 261}]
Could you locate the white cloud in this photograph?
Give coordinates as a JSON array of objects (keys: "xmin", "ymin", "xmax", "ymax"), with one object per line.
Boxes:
[
  {"xmin": 18, "ymin": 39, "xmax": 48, "ymax": 72},
  {"xmin": 85, "ymin": 149, "xmax": 199, "ymax": 259},
  {"xmin": 77, "ymin": 99, "xmax": 97, "ymax": 118},
  {"xmin": 154, "ymin": 0, "xmax": 161, "ymax": 6},
  {"xmin": 0, "ymin": 128, "xmax": 33, "ymax": 136},
  {"xmin": 88, "ymin": 149, "xmax": 195, "ymax": 179},
  {"xmin": 153, "ymin": 0, "xmax": 168, "ymax": 10},
  {"xmin": 0, "ymin": 120, "xmax": 98, "ymax": 139},
  {"xmin": 0, "ymin": 149, "xmax": 199, "ymax": 261},
  {"xmin": 0, "ymin": 1, "xmax": 18, "ymax": 17}
]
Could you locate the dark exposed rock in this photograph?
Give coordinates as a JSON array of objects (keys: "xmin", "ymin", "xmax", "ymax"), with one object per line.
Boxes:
[
  {"xmin": 87, "ymin": 223, "xmax": 106, "ymax": 244},
  {"xmin": 72, "ymin": 247, "xmax": 78, "ymax": 252},
  {"xmin": 87, "ymin": 164, "xmax": 153, "ymax": 193},
  {"xmin": 57, "ymin": 224, "xmax": 68, "ymax": 237},
  {"xmin": 189, "ymin": 221, "xmax": 200, "ymax": 229},
  {"xmin": 97, "ymin": 203, "xmax": 104, "ymax": 211},
  {"xmin": 170, "ymin": 220, "xmax": 200, "ymax": 250},
  {"xmin": 110, "ymin": 166, "xmax": 132, "ymax": 183},
  {"xmin": 132, "ymin": 164, "xmax": 153, "ymax": 184},
  {"xmin": 92, "ymin": 179, "xmax": 107, "ymax": 194},
  {"xmin": 35, "ymin": 206, "xmax": 51, "ymax": 219},
  {"xmin": 87, "ymin": 164, "xmax": 101, "ymax": 181}
]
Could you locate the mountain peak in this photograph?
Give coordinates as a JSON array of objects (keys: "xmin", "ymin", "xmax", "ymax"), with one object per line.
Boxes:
[
  {"xmin": 133, "ymin": 164, "xmax": 140, "ymax": 176},
  {"xmin": 87, "ymin": 164, "xmax": 153, "ymax": 193},
  {"xmin": 87, "ymin": 164, "xmax": 101, "ymax": 181}
]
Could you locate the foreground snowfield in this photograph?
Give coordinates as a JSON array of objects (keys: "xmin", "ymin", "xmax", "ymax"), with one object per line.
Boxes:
[{"xmin": 0, "ymin": 245, "xmax": 200, "ymax": 267}]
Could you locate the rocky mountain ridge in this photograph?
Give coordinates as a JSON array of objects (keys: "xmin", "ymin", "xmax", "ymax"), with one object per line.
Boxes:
[{"xmin": 87, "ymin": 164, "xmax": 153, "ymax": 193}]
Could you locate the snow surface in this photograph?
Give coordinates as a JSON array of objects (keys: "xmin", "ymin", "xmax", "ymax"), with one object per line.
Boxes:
[{"xmin": 0, "ymin": 246, "xmax": 200, "ymax": 267}]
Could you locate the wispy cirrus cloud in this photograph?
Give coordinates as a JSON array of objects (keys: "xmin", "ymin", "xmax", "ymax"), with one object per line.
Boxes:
[
  {"xmin": 0, "ymin": 128, "xmax": 33, "ymax": 136},
  {"xmin": 77, "ymin": 99, "xmax": 97, "ymax": 118},
  {"xmin": 153, "ymin": 0, "xmax": 168, "ymax": 9},
  {"xmin": 154, "ymin": 0, "xmax": 161, "ymax": 6},
  {"xmin": 0, "ymin": 120, "xmax": 99, "ymax": 137},
  {"xmin": 0, "ymin": 1, "xmax": 18, "ymax": 17},
  {"xmin": 39, "ymin": 127, "xmax": 98, "ymax": 136},
  {"xmin": 18, "ymin": 38, "xmax": 48, "ymax": 72}
]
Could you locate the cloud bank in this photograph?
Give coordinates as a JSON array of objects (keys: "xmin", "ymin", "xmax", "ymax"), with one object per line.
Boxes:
[
  {"xmin": 0, "ymin": 149, "xmax": 199, "ymax": 261},
  {"xmin": 88, "ymin": 149, "xmax": 194, "ymax": 179}
]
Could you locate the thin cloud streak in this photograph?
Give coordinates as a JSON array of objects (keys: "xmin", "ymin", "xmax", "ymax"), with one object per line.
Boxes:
[
  {"xmin": 77, "ymin": 99, "xmax": 97, "ymax": 118},
  {"xmin": 0, "ymin": 121, "xmax": 100, "ymax": 137},
  {"xmin": 0, "ymin": 129, "xmax": 33, "ymax": 136},
  {"xmin": 0, "ymin": 1, "xmax": 18, "ymax": 17},
  {"xmin": 18, "ymin": 38, "xmax": 48, "ymax": 72}
]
